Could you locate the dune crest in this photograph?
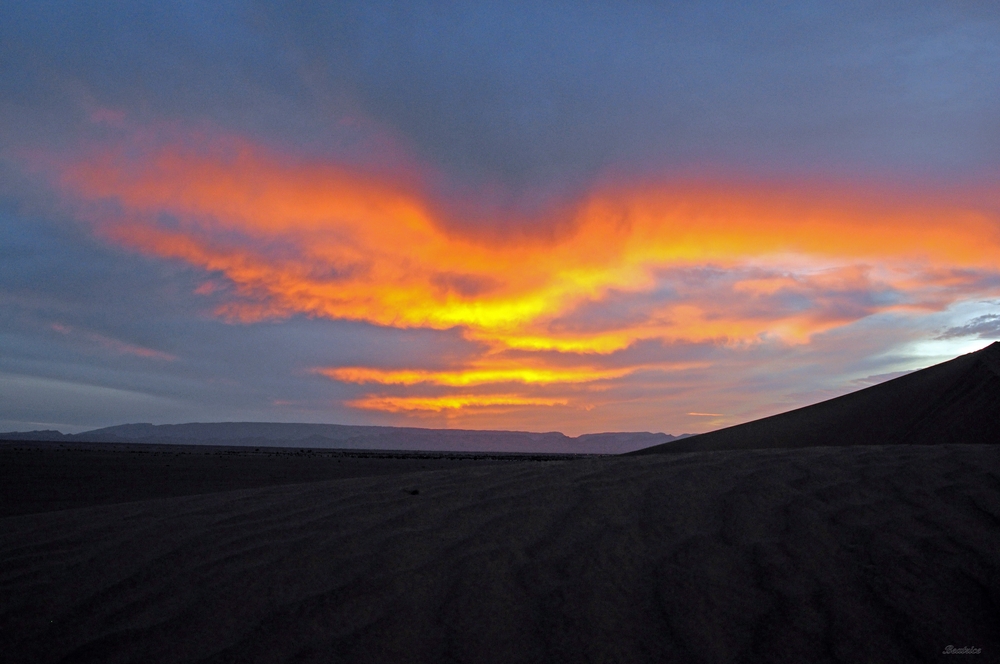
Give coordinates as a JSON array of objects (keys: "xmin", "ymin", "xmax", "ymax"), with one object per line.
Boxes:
[{"xmin": 633, "ymin": 342, "xmax": 1000, "ymax": 454}]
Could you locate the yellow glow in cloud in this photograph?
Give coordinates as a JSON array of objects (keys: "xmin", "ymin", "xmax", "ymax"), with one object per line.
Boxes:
[
  {"xmin": 318, "ymin": 365, "xmax": 635, "ymax": 386},
  {"xmin": 53, "ymin": 135, "xmax": 1000, "ymax": 418},
  {"xmin": 62, "ymin": 143, "xmax": 1000, "ymax": 348},
  {"xmin": 347, "ymin": 394, "xmax": 569, "ymax": 412}
]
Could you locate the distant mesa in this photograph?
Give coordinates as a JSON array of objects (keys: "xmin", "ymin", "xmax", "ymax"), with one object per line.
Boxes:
[
  {"xmin": 632, "ymin": 341, "xmax": 1000, "ymax": 454},
  {"xmin": 0, "ymin": 430, "xmax": 67, "ymax": 441},
  {"xmin": 0, "ymin": 422, "xmax": 679, "ymax": 455}
]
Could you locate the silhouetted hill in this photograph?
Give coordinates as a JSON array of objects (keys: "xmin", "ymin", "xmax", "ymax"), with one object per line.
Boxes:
[
  {"xmin": 632, "ymin": 341, "xmax": 1000, "ymax": 454},
  {"xmin": 3, "ymin": 423, "xmax": 679, "ymax": 455},
  {"xmin": 0, "ymin": 430, "xmax": 67, "ymax": 441}
]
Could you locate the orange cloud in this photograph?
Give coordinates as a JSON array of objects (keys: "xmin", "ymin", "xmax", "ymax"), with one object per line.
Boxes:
[
  {"xmin": 346, "ymin": 394, "xmax": 569, "ymax": 413},
  {"xmin": 318, "ymin": 365, "xmax": 634, "ymax": 387},
  {"xmin": 52, "ymin": 134, "xmax": 1000, "ymax": 420}
]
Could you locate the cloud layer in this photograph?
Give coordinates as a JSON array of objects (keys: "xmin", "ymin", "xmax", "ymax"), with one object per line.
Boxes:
[
  {"xmin": 39, "ymin": 128, "xmax": 1000, "ymax": 423},
  {"xmin": 2, "ymin": 1, "xmax": 1000, "ymax": 434}
]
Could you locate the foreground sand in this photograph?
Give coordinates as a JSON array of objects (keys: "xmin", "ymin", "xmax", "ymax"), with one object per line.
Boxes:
[
  {"xmin": 2, "ymin": 444, "xmax": 999, "ymax": 663},
  {"xmin": 0, "ymin": 443, "xmax": 538, "ymax": 517}
]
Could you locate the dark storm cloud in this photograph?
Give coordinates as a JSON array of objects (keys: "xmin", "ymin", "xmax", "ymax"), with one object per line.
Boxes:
[
  {"xmin": 0, "ymin": 1, "xmax": 388, "ymax": 168},
  {"xmin": 261, "ymin": 0, "xmax": 1000, "ymax": 203},
  {"xmin": 4, "ymin": 1, "xmax": 1000, "ymax": 206}
]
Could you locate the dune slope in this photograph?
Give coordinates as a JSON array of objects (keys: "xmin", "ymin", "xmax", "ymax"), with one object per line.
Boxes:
[{"xmin": 632, "ymin": 341, "xmax": 1000, "ymax": 454}]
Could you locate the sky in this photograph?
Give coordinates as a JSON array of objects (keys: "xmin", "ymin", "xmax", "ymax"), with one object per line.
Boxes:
[{"xmin": 2, "ymin": 1, "xmax": 1000, "ymax": 436}]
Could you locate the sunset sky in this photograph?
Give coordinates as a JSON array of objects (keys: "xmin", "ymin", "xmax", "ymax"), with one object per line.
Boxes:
[{"xmin": 2, "ymin": 1, "xmax": 999, "ymax": 435}]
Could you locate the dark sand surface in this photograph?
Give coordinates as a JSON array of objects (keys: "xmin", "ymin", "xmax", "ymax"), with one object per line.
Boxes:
[
  {"xmin": 2, "ymin": 443, "xmax": 998, "ymax": 663},
  {"xmin": 0, "ymin": 442, "xmax": 573, "ymax": 518}
]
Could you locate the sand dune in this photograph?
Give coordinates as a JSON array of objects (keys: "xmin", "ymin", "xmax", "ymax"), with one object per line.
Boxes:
[
  {"xmin": 634, "ymin": 341, "xmax": 1000, "ymax": 454},
  {"xmin": 2, "ymin": 444, "xmax": 998, "ymax": 663}
]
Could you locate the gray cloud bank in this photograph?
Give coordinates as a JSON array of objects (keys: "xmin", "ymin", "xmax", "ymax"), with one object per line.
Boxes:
[{"xmin": 3, "ymin": 1, "xmax": 1000, "ymax": 207}]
